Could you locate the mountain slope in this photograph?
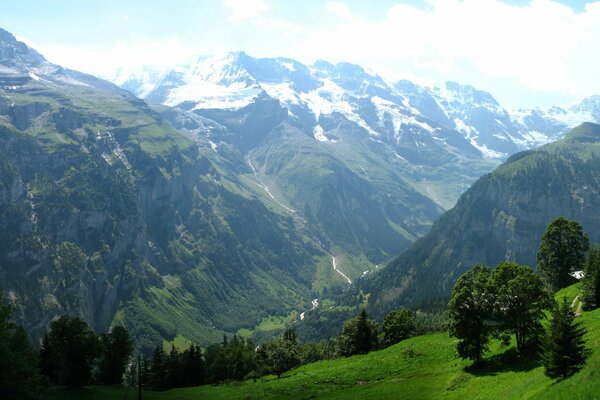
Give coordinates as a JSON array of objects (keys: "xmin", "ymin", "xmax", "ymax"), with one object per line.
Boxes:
[
  {"xmin": 360, "ymin": 122, "xmax": 600, "ymax": 315},
  {"xmin": 113, "ymin": 52, "xmax": 504, "ymax": 277},
  {"xmin": 111, "ymin": 54, "xmax": 600, "ymax": 278},
  {"xmin": 0, "ymin": 28, "xmax": 323, "ymax": 350}
]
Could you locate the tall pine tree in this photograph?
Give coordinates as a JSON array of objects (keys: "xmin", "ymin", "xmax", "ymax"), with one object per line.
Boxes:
[{"xmin": 543, "ymin": 297, "xmax": 588, "ymax": 378}]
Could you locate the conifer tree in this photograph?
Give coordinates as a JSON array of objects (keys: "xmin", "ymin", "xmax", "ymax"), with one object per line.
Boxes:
[
  {"xmin": 0, "ymin": 294, "xmax": 44, "ymax": 399},
  {"xmin": 543, "ymin": 297, "xmax": 588, "ymax": 378},
  {"xmin": 582, "ymin": 245, "xmax": 600, "ymax": 310},
  {"xmin": 148, "ymin": 346, "xmax": 167, "ymax": 390},
  {"xmin": 337, "ymin": 309, "xmax": 378, "ymax": 356}
]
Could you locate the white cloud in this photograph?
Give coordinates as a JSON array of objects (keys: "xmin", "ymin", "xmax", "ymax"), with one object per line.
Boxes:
[
  {"xmin": 327, "ymin": 2, "xmax": 353, "ymax": 21},
  {"xmin": 297, "ymin": 0, "xmax": 600, "ymax": 107},
  {"xmin": 223, "ymin": 0, "xmax": 269, "ymax": 24},
  {"xmin": 38, "ymin": 37, "xmax": 190, "ymax": 79}
]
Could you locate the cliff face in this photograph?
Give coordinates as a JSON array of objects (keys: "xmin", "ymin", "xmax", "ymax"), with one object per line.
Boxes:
[
  {"xmin": 0, "ymin": 29, "xmax": 319, "ymax": 350},
  {"xmin": 362, "ymin": 123, "xmax": 600, "ymax": 316}
]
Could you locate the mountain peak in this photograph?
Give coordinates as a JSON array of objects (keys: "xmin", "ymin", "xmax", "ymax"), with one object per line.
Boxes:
[{"xmin": 0, "ymin": 26, "xmax": 45, "ymax": 68}]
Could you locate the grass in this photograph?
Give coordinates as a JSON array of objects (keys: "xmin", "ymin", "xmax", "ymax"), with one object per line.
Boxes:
[
  {"xmin": 237, "ymin": 313, "xmax": 297, "ymax": 340},
  {"xmin": 163, "ymin": 334, "xmax": 193, "ymax": 353},
  {"xmin": 46, "ymin": 283, "xmax": 600, "ymax": 400}
]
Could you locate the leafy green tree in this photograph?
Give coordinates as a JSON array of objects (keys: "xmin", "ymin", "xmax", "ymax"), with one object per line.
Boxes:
[
  {"xmin": 543, "ymin": 297, "xmax": 588, "ymax": 378},
  {"xmin": 448, "ymin": 264, "xmax": 492, "ymax": 364},
  {"xmin": 582, "ymin": 245, "xmax": 600, "ymax": 310},
  {"xmin": 265, "ymin": 334, "xmax": 300, "ymax": 378},
  {"xmin": 537, "ymin": 217, "xmax": 589, "ymax": 291},
  {"xmin": 97, "ymin": 325, "xmax": 133, "ymax": 385},
  {"xmin": 490, "ymin": 262, "xmax": 552, "ymax": 355},
  {"xmin": 40, "ymin": 315, "xmax": 100, "ymax": 388},
  {"xmin": 381, "ymin": 308, "xmax": 416, "ymax": 347},
  {"xmin": 0, "ymin": 293, "xmax": 45, "ymax": 400},
  {"xmin": 337, "ymin": 310, "xmax": 378, "ymax": 356}
]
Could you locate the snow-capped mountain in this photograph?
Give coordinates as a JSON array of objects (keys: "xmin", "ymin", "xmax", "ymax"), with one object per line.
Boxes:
[{"xmin": 109, "ymin": 52, "xmax": 600, "ymax": 161}]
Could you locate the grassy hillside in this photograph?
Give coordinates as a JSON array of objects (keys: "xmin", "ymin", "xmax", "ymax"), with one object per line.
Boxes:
[{"xmin": 47, "ymin": 284, "xmax": 600, "ymax": 400}]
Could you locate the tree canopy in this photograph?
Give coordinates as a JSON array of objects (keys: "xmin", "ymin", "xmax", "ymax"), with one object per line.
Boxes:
[
  {"xmin": 381, "ymin": 308, "xmax": 415, "ymax": 347},
  {"xmin": 448, "ymin": 264, "xmax": 492, "ymax": 364},
  {"xmin": 490, "ymin": 262, "xmax": 552, "ymax": 354},
  {"xmin": 97, "ymin": 325, "xmax": 134, "ymax": 385},
  {"xmin": 537, "ymin": 217, "xmax": 589, "ymax": 291},
  {"xmin": 337, "ymin": 310, "xmax": 378, "ymax": 357},
  {"xmin": 40, "ymin": 315, "xmax": 100, "ymax": 388}
]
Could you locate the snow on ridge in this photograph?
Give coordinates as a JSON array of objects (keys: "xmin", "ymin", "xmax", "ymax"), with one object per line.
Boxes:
[
  {"xmin": 162, "ymin": 54, "xmax": 263, "ymax": 109},
  {"xmin": 298, "ymin": 78, "xmax": 376, "ymax": 135},
  {"xmin": 260, "ymin": 82, "xmax": 299, "ymax": 106},
  {"xmin": 313, "ymin": 125, "xmax": 336, "ymax": 143},
  {"xmin": 469, "ymin": 140, "xmax": 506, "ymax": 159},
  {"xmin": 371, "ymin": 96, "xmax": 434, "ymax": 140}
]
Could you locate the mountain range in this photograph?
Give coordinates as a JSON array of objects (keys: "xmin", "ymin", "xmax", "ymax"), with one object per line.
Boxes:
[
  {"xmin": 2, "ymin": 24, "xmax": 600, "ymax": 350},
  {"xmin": 111, "ymin": 51, "xmax": 600, "ymax": 159},
  {"xmin": 359, "ymin": 122, "xmax": 600, "ymax": 319}
]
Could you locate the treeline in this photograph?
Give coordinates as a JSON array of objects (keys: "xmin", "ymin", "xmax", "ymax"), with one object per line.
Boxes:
[
  {"xmin": 0, "ymin": 302, "xmax": 136, "ymax": 399},
  {"xmin": 449, "ymin": 216, "xmax": 599, "ymax": 378},
  {"xmin": 133, "ymin": 306, "xmax": 417, "ymax": 391},
  {"xmin": 0, "ymin": 292, "xmax": 419, "ymax": 398}
]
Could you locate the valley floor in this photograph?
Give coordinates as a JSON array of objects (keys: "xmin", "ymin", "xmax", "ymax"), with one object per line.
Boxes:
[{"xmin": 46, "ymin": 285, "xmax": 600, "ymax": 400}]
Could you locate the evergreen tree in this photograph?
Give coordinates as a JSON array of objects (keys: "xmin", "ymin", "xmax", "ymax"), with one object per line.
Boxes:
[
  {"xmin": 448, "ymin": 264, "xmax": 492, "ymax": 364},
  {"xmin": 41, "ymin": 315, "xmax": 100, "ymax": 388},
  {"xmin": 537, "ymin": 217, "xmax": 589, "ymax": 291},
  {"xmin": 490, "ymin": 262, "xmax": 553, "ymax": 355},
  {"xmin": 0, "ymin": 294, "xmax": 44, "ymax": 400},
  {"xmin": 97, "ymin": 325, "xmax": 134, "ymax": 385},
  {"xmin": 582, "ymin": 245, "xmax": 600, "ymax": 310},
  {"xmin": 166, "ymin": 344, "xmax": 181, "ymax": 389},
  {"xmin": 543, "ymin": 297, "xmax": 588, "ymax": 378},
  {"xmin": 148, "ymin": 346, "xmax": 167, "ymax": 390},
  {"xmin": 204, "ymin": 342, "xmax": 228, "ymax": 383},
  {"xmin": 381, "ymin": 308, "xmax": 416, "ymax": 347},
  {"xmin": 337, "ymin": 310, "xmax": 378, "ymax": 356},
  {"xmin": 184, "ymin": 344, "xmax": 205, "ymax": 386}
]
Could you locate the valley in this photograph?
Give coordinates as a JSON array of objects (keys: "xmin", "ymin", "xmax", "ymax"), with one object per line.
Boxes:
[
  {"xmin": 2, "ymin": 23, "xmax": 600, "ymax": 349},
  {"xmin": 1, "ymin": 14, "xmax": 600, "ymax": 399},
  {"xmin": 3, "ymin": 0, "xmax": 600, "ymax": 396}
]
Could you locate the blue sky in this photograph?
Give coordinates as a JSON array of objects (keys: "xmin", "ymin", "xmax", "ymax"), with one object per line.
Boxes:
[{"xmin": 2, "ymin": 0, "xmax": 600, "ymax": 109}]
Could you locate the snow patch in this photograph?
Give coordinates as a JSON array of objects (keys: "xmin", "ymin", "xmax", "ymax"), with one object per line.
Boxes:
[
  {"xmin": 469, "ymin": 139, "xmax": 506, "ymax": 159},
  {"xmin": 313, "ymin": 125, "xmax": 335, "ymax": 143}
]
